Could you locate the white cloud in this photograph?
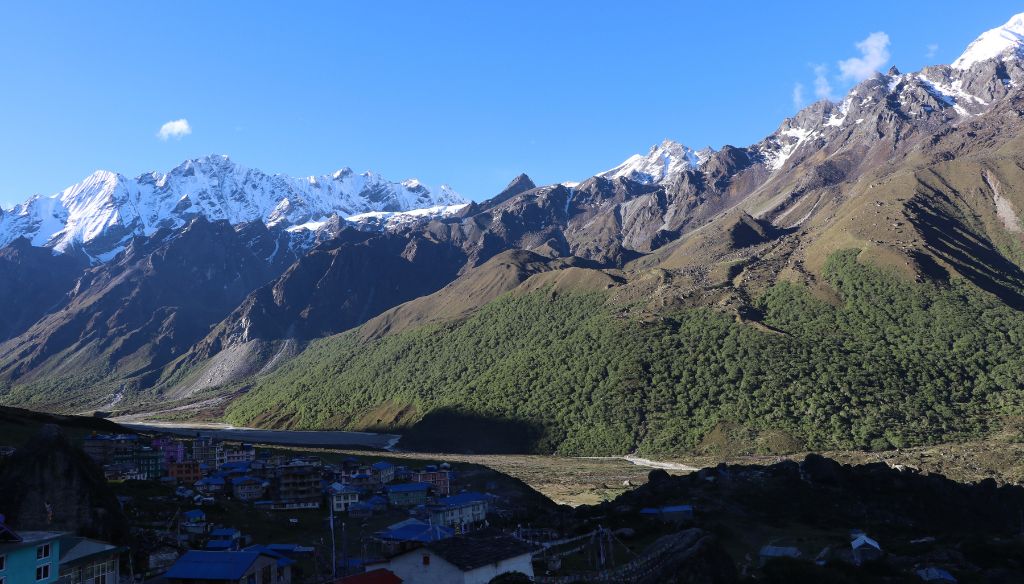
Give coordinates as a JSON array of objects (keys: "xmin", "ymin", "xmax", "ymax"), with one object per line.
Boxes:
[
  {"xmin": 813, "ymin": 64, "xmax": 834, "ymax": 101},
  {"xmin": 792, "ymin": 82, "xmax": 805, "ymax": 110},
  {"xmin": 926, "ymin": 43, "xmax": 939, "ymax": 58},
  {"xmin": 838, "ymin": 32, "xmax": 891, "ymax": 82},
  {"xmin": 157, "ymin": 118, "xmax": 192, "ymax": 141}
]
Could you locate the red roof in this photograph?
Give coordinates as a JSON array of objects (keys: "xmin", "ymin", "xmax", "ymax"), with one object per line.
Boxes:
[{"xmin": 337, "ymin": 568, "xmax": 403, "ymax": 584}]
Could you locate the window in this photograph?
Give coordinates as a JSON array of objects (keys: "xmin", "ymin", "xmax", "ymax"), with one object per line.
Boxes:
[
  {"xmin": 36, "ymin": 544, "xmax": 50, "ymax": 560},
  {"xmin": 35, "ymin": 564, "xmax": 49, "ymax": 581}
]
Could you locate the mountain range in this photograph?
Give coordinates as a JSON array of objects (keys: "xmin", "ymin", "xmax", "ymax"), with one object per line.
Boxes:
[{"xmin": 5, "ymin": 14, "xmax": 1024, "ymax": 455}]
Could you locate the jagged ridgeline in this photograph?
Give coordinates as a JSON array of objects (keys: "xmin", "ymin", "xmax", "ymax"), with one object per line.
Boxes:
[
  {"xmin": 225, "ymin": 250, "xmax": 1024, "ymax": 456},
  {"xmin": 6, "ymin": 14, "xmax": 1024, "ymax": 457}
]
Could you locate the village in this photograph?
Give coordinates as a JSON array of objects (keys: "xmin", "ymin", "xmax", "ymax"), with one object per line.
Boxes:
[
  {"xmin": 6, "ymin": 425, "xmax": 715, "ymax": 584},
  {"xmin": 2, "ymin": 420, "xmax": 1021, "ymax": 584}
]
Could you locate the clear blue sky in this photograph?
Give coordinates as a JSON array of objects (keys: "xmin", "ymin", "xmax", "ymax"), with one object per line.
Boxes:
[{"xmin": 1, "ymin": 1, "xmax": 1020, "ymax": 206}]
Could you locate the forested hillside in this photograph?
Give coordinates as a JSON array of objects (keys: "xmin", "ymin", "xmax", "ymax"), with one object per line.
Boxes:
[{"xmin": 225, "ymin": 250, "xmax": 1024, "ymax": 455}]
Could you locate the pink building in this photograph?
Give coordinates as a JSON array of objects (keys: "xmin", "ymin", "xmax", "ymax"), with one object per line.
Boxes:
[{"xmin": 152, "ymin": 437, "xmax": 188, "ymax": 465}]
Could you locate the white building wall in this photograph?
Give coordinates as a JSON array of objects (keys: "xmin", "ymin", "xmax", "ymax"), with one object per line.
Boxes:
[
  {"xmin": 377, "ymin": 550, "xmax": 534, "ymax": 584},
  {"xmin": 464, "ymin": 555, "xmax": 535, "ymax": 584},
  {"xmin": 379, "ymin": 550, "xmax": 465, "ymax": 583}
]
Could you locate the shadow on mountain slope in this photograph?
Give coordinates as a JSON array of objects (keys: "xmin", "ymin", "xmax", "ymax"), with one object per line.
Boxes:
[{"xmin": 395, "ymin": 408, "xmax": 546, "ymax": 454}]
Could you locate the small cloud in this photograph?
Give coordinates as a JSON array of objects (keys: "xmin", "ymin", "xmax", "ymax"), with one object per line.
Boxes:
[
  {"xmin": 813, "ymin": 64, "xmax": 834, "ymax": 101},
  {"xmin": 157, "ymin": 118, "xmax": 192, "ymax": 141},
  {"xmin": 926, "ymin": 43, "xmax": 939, "ymax": 58},
  {"xmin": 792, "ymin": 82, "xmax": 805, "ymax": 110},
  {"xmin": 838, "ymin": 32, "xmax": 891, "ymax": 82}
]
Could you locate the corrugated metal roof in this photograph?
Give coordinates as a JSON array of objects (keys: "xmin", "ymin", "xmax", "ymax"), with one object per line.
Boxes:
[
  {"xmin": 437, "ymin": 492, "xmax": 488, "ymax": 507},
  {"xmin": 164, "ymin": 550, "xmax": 264, "ymax": 580},
  {"xmin": 378, "ymin": 523, "xmax": 454, "ymax": 543},
  {"xmin": 386, "ymin": 482, "xmax": 431, "ymax": 493}
]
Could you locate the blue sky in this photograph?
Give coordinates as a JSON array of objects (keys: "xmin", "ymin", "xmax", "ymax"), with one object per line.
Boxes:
[{"xmin": 0, "ymin": 1, "xmax": 1021, "ymax": 206}]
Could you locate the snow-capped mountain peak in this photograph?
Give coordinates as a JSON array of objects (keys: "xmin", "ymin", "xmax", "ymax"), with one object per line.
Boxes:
[
  {"xmin": 0, "ymin": 156, "xmax": 467, "ymax": 259},
  {"xmin": 953, "ymin": 12, "xmax": 1024, "ymax": 70},
  {"xmin": 600, "ymin": 139, "xmax": 712, "ymax": 184}
]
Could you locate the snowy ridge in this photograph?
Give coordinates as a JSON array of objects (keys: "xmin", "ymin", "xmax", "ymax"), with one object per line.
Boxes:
[
  {"xmin": 953, "ymin": 13, "xmax": 1024, "ymax": 70},
  {"xmin": 286, "ymin": 203, "xmax": 470, "ymax": 233},
  {"xmin": 0, "ymin": 155, "xmax": 466, "ymax": 259},
  {"xmin": 600, "ymin": 139, "xmax": 714, "ymax": 184}
]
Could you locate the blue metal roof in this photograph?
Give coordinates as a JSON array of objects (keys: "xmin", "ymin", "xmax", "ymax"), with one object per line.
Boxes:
[
  {"xmin": 165, "ymin": 551, "xmax": 264, "ymax": 579},
  {"xmin": 221, "ymin": 461, "xmax": 251, "ymax": 469},
  {"xmin": 330, "ymin": 484, "xmax": 360, "ymax": 494},
  {"xmin": 210, "ymin": 528, "xmax": 240, "ymax": 537},
  {"xmin": 378, "ymin": 523, "xmax": 454, "ymax": 543},
  {"xmin": 437, "ymin": 492, "xmax": 488, "ymax": 507},
  {"xmin": 205, "ymin": 540, "xmax": 235, "ymax": 550},
  {"xmin": 371, "ymin": 461, "xmax": 394, "ymax": 470},
  {"xmin": 661, "ymin": 505, "xmax": 693, "ymax": 513},
  {"xmin": 182, "ymin": 509, "xmax": 205, "ymax": 521},
  {"xmin": 386, "ymin": 482, "xmax": 431, "ymax": 493},
  {"xmin": 243, "ymin": 545, "xmax": 296, "ymax": 568}
]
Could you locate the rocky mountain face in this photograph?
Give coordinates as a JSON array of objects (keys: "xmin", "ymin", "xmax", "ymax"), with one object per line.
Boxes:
[
  {"xmin": 0, "ymin": 238, "xmax": 87, "ymax": 343},
  {"xmin": 0, "ymin": 217, "xmax": 293, "ymax": 407},
  {"xmin": 5, "ymin": 13, "xmax": 1024, "ymax": 423}
]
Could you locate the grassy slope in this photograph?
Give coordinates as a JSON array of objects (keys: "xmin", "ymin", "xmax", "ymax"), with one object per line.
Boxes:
[{"xmin": 225, "ymin": 250, "xmax": 1024, "ymax": 456}]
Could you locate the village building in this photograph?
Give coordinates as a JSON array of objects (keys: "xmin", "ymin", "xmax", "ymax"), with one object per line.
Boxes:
[
  {"xmin": 147, "ymin": 545, "xmax": 181, "ymax": 577},
  {"xmin": 386, "ymin": 483, "xmax": 431, "ymax": 508},
  {"xmin": 279, "ymin": 462, "xmax": 320, "ymax": 503},
  {"xmin": 370, "ymin": 461, "xmax": 396, "ymax": 485},
  {"xmin": 137, "ymin": 446, "xmax": 164, "ymax": 479},
  {"xmin": 410, "ymin": 466, "xmax": 451, "ymax": 497},
  {"xmin": 181, "ymin": 509, "xmax": 208, "ymax": 535},
  {"xmin": 195, "ymin": 476, "xmax": 227, "ymax": 495},
  {"xmin": 759, "ymin": 545, "xmax": 801, "ymax": 566},
  {"xmin": 224, "ymin": 443, "xmax": 256, "ymax": 464},
  {"xmin": 205, "ymin": 528, "xmax": 242, "ymax": 551},
  {"xmin": 375, "ymin": 521, "xmax": 454, "ymax": 555},
  {"xmin": 83, "ymin": 433, "xmax": 139, "ymax": 465},
  {"xmin": 0, "ymin": 521, "xmax": 63, "ymax": 584},
  {"xmin": 192, "ymin": 436, "xmax": 226, "ymax": 468},
  {"xmin": 850, "ymin": 533, "xmax": 883, "ymax": 565},
  {"xmin": 152, "ymin": 436, "xmax": 188, "ymax": 465},
  {"xmin": 57, "ymin": 535, "xmax": 125, "ymax": 584},
  {"xmin": 232, "ymin": 476, "xmax": 266, "ymax": 501},
  {"xmin": 346, "ymin": 472, "xmax": 376, "ymax": 489},
  {"xmin": 369, "ymin": 532, "xmax": 536, "ymax": 584},
  {"xmin": 103, "ymin": 462, "xmax": 144, "ymax": 482},
  {"xmin": 337, "ymin": 568, "xmax": 403, "ymax": 583},
  {"xmin": 163, "ymin": 550, "xmax": 292, "ymax": 584},
  {"xmin": 169, "ymin": 460, "xmax": 202, "ymax": 484},
  {"xmin": 329, "ymin": 483, "xmax": 361, "ymax": 512},
  {"xmin": 426, "ymin": 493, "xmax": 488, "ymax": 531}
]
